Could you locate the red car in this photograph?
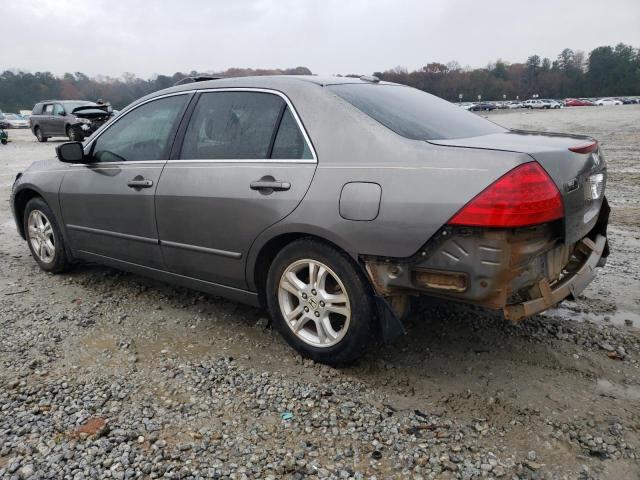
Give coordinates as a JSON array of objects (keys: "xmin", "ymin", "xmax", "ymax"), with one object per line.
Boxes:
[{"xmin": 564, "ymin": 98, "xmax": 594, "ymax": 107}]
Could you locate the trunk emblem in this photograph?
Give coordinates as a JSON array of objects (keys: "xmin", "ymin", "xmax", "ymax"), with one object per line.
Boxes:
[{"xmin": 565, "ymin": 178, "xmax": 579, "ymax": 193}]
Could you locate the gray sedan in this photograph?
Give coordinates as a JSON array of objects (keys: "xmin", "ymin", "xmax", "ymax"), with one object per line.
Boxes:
[{"xmin": 10, "ymin": 76, "xmax": 609, "ymax": 364}]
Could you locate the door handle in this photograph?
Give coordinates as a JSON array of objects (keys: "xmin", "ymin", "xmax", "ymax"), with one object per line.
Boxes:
[
  {"xmin": 127, "ymin": 177, "xmax": 153, "ymax": 188},
  {"xmin": 250, "ymin": 176, "xmax": 291, "ymax": 193}
]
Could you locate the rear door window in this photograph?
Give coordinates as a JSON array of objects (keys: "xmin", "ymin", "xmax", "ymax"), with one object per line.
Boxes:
[
  {"xmin": 271, "ymin": 108, "xmax": 313, "ymax": 159},
  {"xmin": 43, "ymin": 104, "xmax": 54, "ymax": 115},
  {"xmin": 180, "ymin": 91, "xmax": 284, "ymax": 160}
]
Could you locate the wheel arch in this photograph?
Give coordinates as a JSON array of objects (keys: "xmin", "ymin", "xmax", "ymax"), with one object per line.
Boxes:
[
  {"xmin": 247, "ymin": 225, "xmax": 363, "ymax": 306},
  {"xmin": 13, "ymin": 187, "xmax": 45, "ymax": 239}
]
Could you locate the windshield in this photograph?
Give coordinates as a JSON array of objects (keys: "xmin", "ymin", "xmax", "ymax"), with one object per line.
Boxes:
[{"xmin": 327, "ymin": 84, "xmax": 506, "ymax": 140}]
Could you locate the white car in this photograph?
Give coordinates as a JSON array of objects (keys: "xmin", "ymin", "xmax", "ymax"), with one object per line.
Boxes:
[
  {"xmin": 595, "ymin": 98, "xmax": 622, "ymax": 106},
  {"xmin": 0, "ymin": 113, "xmax": 30, "ymax": 128},
  {"xmin": 504, "ymin": 101, "xmax": 523, "ymax": 109},
  {"xmin": 523, "ymin": 99, "xmax": 554, "ymax": 109},
  {"xmin": 543, "ymin": 99, "xmax": 564, "ymax": 109}
]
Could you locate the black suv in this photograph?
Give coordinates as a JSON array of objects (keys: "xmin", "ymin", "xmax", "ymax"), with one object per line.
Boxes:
[{"xmin": 30, "ymin": 100, "xmax": 113, "ymax": 142}]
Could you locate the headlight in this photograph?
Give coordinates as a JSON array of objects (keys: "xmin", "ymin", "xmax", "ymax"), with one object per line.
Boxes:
[{"xmin": 76, "ymin": 118, "xmax": 91, "ymax": 124}]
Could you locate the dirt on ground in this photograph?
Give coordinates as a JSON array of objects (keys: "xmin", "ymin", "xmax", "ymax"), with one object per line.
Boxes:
[{"xmin": 0, "ymin": 106, "xmax": 639, "ymax": 479}]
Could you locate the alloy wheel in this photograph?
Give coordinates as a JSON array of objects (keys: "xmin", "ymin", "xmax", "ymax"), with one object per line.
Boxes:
[
  {"xmin": 278, "ymin": 259, "xmax": 351, "ymax": 347},
  {"xmin": 27, "ymin": 209, "xmax": 56, "ymax": 263}
]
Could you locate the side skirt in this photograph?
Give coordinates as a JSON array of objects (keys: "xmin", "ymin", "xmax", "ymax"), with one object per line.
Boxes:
[{"xmin": 74, "ymin": 250, "xmax": 261, "ymax": 307}]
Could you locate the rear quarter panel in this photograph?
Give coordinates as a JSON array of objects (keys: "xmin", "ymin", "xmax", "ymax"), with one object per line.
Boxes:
[{"xmin": 246, "ymin": 86, "xmax": 531, "ymax": 288}]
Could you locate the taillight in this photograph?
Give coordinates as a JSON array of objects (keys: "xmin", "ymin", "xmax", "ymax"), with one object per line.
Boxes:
[
  {"xmin": 569, "ymin": 141, "xmax": 598, "ymax": 154},
  {"xmin": 448, "ymin": 161, "xmax": 563, "ymax": 228}
]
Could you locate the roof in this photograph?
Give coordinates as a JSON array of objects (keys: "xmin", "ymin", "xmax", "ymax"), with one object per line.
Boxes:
[
  {"xmin": 161, "ymin": 75, "xmax": 397, "ymax": 94},
  {"xmin": 36, "ymin": 100, "xmax": 96, "ymax": 104}
]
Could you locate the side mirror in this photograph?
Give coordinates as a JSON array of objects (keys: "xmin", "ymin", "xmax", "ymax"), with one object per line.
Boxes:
[
  {"xmin": 58, "ymin": 111, "xmax": 66, "ymax": 116},
  {"xmin": 56, "ymin": 142, "xmax": 85, "ymax": 163}
]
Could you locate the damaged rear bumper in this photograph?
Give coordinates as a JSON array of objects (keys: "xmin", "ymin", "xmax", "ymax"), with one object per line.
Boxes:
[
  {"xmin": 503, "ymin": 234, "xmax": 606, "ymax": 320},
  {"xmin": 364, "ymin": 199, "xmax": 610, "ymax": 322}
]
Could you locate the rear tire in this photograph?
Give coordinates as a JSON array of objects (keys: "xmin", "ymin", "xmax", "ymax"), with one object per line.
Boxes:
[
  {"xmin": 23, "ymin": 197, "xmax": 70, "ymax": 273},
  {"xmin": 266, "ymin": 239, "xmax": 375, "ymax": 365},
  {"xmin": 35, "ymin": 127, "xmax": 48, "ymax": 142},
  {"xmin": 1, "ymin": 139, "xmax": 6, "ymax": 145}
]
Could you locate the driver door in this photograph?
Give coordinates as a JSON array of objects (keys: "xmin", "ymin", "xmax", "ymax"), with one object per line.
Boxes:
[{"xmin": 59, "ymin": 93, "xmax": 191, "ymax": 269}]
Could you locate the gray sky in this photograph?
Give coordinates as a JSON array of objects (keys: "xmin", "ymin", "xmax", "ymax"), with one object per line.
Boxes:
[{"xmin": 4, "ymin": 0, "xmax": 640, "ymax": 78}]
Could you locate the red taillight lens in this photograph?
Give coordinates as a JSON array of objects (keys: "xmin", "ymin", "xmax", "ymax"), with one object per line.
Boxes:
[
  {"xmin": 448, "ymin": 162, "xmax": 563, "ymax": 228},
  {"xmin": 569, "ymin": 141, "xmax": 598, "ymax": 154}
]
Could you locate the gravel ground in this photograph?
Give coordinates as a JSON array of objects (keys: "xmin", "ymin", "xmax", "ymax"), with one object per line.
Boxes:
[{"xmin": 0, "ymin": 106, "xmax": 639, "ymax": 479}]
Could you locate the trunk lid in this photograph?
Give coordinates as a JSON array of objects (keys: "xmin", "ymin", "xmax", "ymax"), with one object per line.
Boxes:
[{"xmin": 429, "ymin": 130, "xmax": 607, "ymax": 243}]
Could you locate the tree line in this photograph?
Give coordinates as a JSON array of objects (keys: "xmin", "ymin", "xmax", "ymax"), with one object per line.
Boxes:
[
  {"xmin": 0, "ymin": 43, "xmax": 638, "ymax": 112},
  {"xmin": 371, "ymin": 43, "xmax": 640, "ymax": 102},
  {"xmin": 0, "ymin": 67, "xmax": 312, "ymax": 113}
]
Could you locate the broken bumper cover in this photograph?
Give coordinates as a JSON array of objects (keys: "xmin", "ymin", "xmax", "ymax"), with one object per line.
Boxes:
[
  {"xmin": 503, "ymin": 234, "xmax": 606, "ymax": 321},
  {"xmin": 364, "ymin": 199, "xmax": 610, "ymax": 322}
]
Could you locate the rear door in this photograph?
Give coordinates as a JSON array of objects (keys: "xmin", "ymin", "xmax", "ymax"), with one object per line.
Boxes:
[
  {"xmin": 52, "ymin": 103, "xmax": 67, "ymax": 136},
  {"xmin": 155, "ymin": 89, "xmax": 317, "ymax": 289},
  {"xmin": 41, "ymin": 103, "xmax": 54, "ymax": 135},
  {"xmin": 59, "ymin": 93, "xmax": 190, "ymax": 268}
]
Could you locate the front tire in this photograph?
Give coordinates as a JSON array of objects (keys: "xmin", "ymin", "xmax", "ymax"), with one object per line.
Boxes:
[
  {"xmin": 23, "ymin": 197, "xmax": 70, "ymax": 273},
  {"xmin": 35, "ymin": 127, "xmax": 48, "ymax": 142},
  {"xmin": 67, "ymin": 125, "xmax": 84, "ymax": 142},
  {"xmin": 266, "ymin": 239, "xmax": 375, "ymax": 365}
]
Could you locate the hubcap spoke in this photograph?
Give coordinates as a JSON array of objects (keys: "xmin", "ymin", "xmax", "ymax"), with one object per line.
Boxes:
[
  {"xmin": 322, "ymin": 292, "xmax": 347, "ymax": 304},
  {"xmin": 316, "ymin": 266, "xmax": 328, "ymax": 291},
  {"xmin": 292, "ymin": 315, "xmax": 312, "ymax": 333},
  {"xmin": 44, "ymin": 239, "xmax": 55, "ymax": 255},
  {"xmin": 325, "ymin": 304, "xmax": 349, "ymax": 317},
  {"xmin": 318, "ymin": 316, "xmax": 338, "ymax": 342},
  {"xmin": 285, "ymin": 304, "xmax": 303, "ymax": 322},
  {"xmin": 308, "ymin": 262, "xmax": 318, "ymax": 288},
  {"xmin": 286, "ymin": 271, "xmax": 306, "ymax": 291}
]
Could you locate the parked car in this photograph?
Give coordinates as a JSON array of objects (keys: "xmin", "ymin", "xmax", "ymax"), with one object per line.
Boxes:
[
  {"xmin": 29, "ymin": 100, "xmax": 114, "ymax": 142},
  {"xmin": 504, "ymin": 101, "xmax": 523, "ymax": 109},
  {"xmin": 620, "ymin": 97, "xmax": 638, "ymax": 104},
  {"xmin": 0, "ymin": 114, "xmax": 9, "ymax": 129},
  {"xmin": 564, "ymin": 98, "xmax": 594, "ymax": 107},
  {"xmin": 594, "ymin": 98, "xmax": 622, "ymax": 106},
  {"xmin": 469, "ymin": 102, "xmax": 497, "ymax": 111},
  {"xmin": 457, "ymin": 102, "xmax": 474, "ymax": 110},
  {"xmin": 0, "ymin": 127, "xmax": 7, "ymax": 145},
  {"xmin": 543, "ymin": 99, "xmax": 563, "ymax": 109},
  {"xmin": 523, "ymin": 99, "xmax": 554, "ymax": 109},
  {"xmin": 1, "ymin": 113, "xmax": 30, "ymax": 128},
  {"xmin": 11, "ymin": 76, "xmax": 610, "ymax": 364}
]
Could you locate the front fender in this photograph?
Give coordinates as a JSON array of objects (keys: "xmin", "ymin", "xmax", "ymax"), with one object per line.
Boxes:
[{"xmin": 10, "ymin": 159, "xmax": 69, "ymax": 238}]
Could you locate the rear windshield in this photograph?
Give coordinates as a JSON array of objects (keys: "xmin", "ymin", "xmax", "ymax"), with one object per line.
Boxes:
[{"xmin": 327, "ymin": 84, "xmax": 506, "ymax": 140}]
